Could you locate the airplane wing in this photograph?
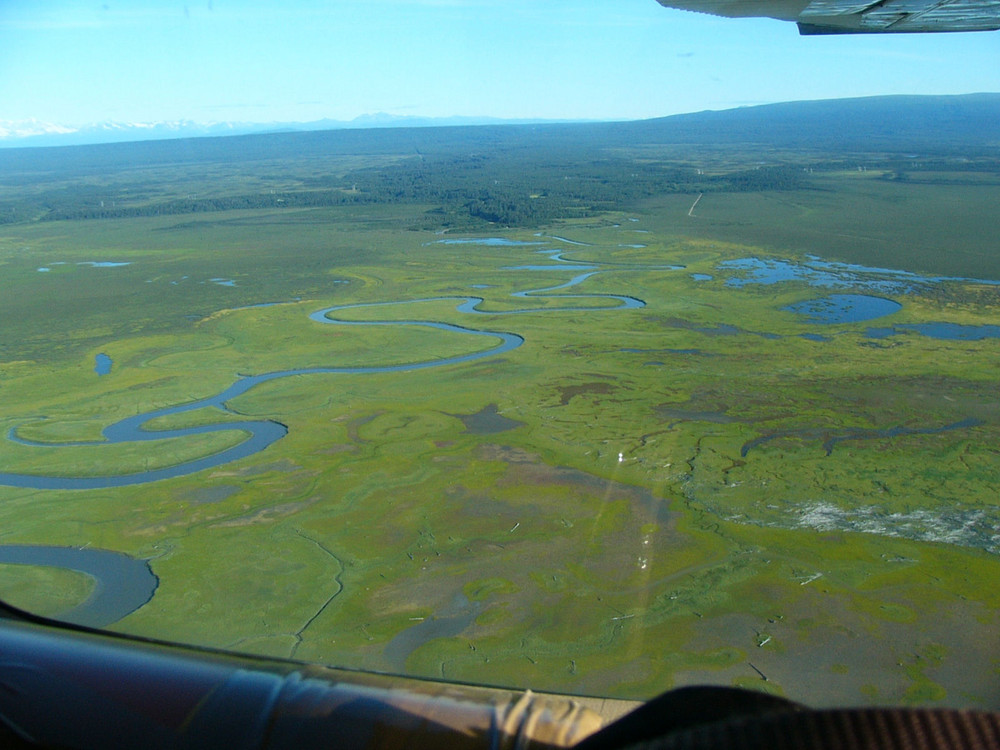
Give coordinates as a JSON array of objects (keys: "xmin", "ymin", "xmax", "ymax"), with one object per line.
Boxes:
[{"xmin": 655, "ymin": 0, "xmax": 1000, "ymax": 33}]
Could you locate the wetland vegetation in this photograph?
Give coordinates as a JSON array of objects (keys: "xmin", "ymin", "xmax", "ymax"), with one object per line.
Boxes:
[{"xmin": 0, "ymin": 95, "xmax": 998, "ymax": 709}]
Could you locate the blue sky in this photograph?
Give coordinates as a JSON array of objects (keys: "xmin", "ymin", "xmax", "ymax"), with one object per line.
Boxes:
[{"xmin": 2, "ymin": 0, "xmax": 998, "ymax": 127}]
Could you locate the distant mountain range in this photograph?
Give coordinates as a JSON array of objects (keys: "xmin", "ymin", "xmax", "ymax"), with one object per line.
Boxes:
[
  {"xmin": 0, "ymin": 113, "xmax": 584, "ymax": 149},
  {"xmin": 625, "ymin": 93, "xmax": 1000, "ymax": 151},
  {"xmin": 1, "ymin": 94, "xmax": 997, "ymax": 164}
]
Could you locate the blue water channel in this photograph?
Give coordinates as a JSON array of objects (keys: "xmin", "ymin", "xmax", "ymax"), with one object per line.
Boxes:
[
  {"xmin": 0, "ymin": 241, "xmax": 654, "ymax": 491},
  {"xmin": 0, "ymin": 545, "xmax": 157, "ymax": 627},
  {"xmin": 7, "ymin": 238, "xmax": 996, "ymax": 622}
]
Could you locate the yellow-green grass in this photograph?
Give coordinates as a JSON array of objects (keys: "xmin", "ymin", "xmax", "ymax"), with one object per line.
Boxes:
[
  {"xmin": 1, "ymin": 187, "xmax": 998, "ymax": 710},
  {"xmin": 0, "ymin": 564, "xmax": 95, "ymax": 618}
]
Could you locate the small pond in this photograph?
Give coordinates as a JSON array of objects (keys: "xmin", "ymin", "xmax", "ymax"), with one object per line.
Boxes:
[
  {"xmin": 872, "ymin": 323, "xmax": 1000, "ymax": 341},
  {"xmin": 94, "ymin": 353, "xmax": 112, "ymax": 376},
  {"xmin": 784, "ymin": 294, "xmax": 902, "ymax": 324}
]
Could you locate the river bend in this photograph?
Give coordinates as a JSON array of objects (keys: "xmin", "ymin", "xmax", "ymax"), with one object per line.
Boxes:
[{"xmin": 0, "ymin": 249, "xmax": 649, "ymax": 490}]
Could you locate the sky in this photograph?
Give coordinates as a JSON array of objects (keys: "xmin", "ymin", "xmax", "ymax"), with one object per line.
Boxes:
[{"xmin": 1, "ymin": 0, "xmax": 999, "ymax": 129}]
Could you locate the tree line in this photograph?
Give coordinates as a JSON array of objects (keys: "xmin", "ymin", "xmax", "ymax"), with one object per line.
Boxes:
[{"xmin": 2, "ymin": 141, "xmax": 809, "ymax": 228}]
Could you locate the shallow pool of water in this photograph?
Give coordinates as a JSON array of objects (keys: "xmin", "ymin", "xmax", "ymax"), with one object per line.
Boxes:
[
  {"xmin": 721, "ymin": 256, "xmax": 1000, "ymax": 294},
  {"xmin": 784, "ymin": 294, "xmax": 902, "ymax": 324},
  {"xmin": 865, "ymin": 322, "xmax": 1000, "ymax": 340},
  {"xmin": 94, "ymin": 353, "xmax": 112, "ymax": 376}
]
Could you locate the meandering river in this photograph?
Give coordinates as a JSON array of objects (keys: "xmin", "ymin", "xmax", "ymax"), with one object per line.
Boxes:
[
  {"xmin": 3, "ymin": 241, "xmax": 992, "ymax": 626},
  {"xmin": 0, "ymin": 246, "xmax": 646, "ymax": 491},
  {"xmin": 0, "ymin": 241, "xmax": 658, "ymax": 624},
  {"xmin": 0, "ymin": 545, "xmax": 157, "ymax": 627}
]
